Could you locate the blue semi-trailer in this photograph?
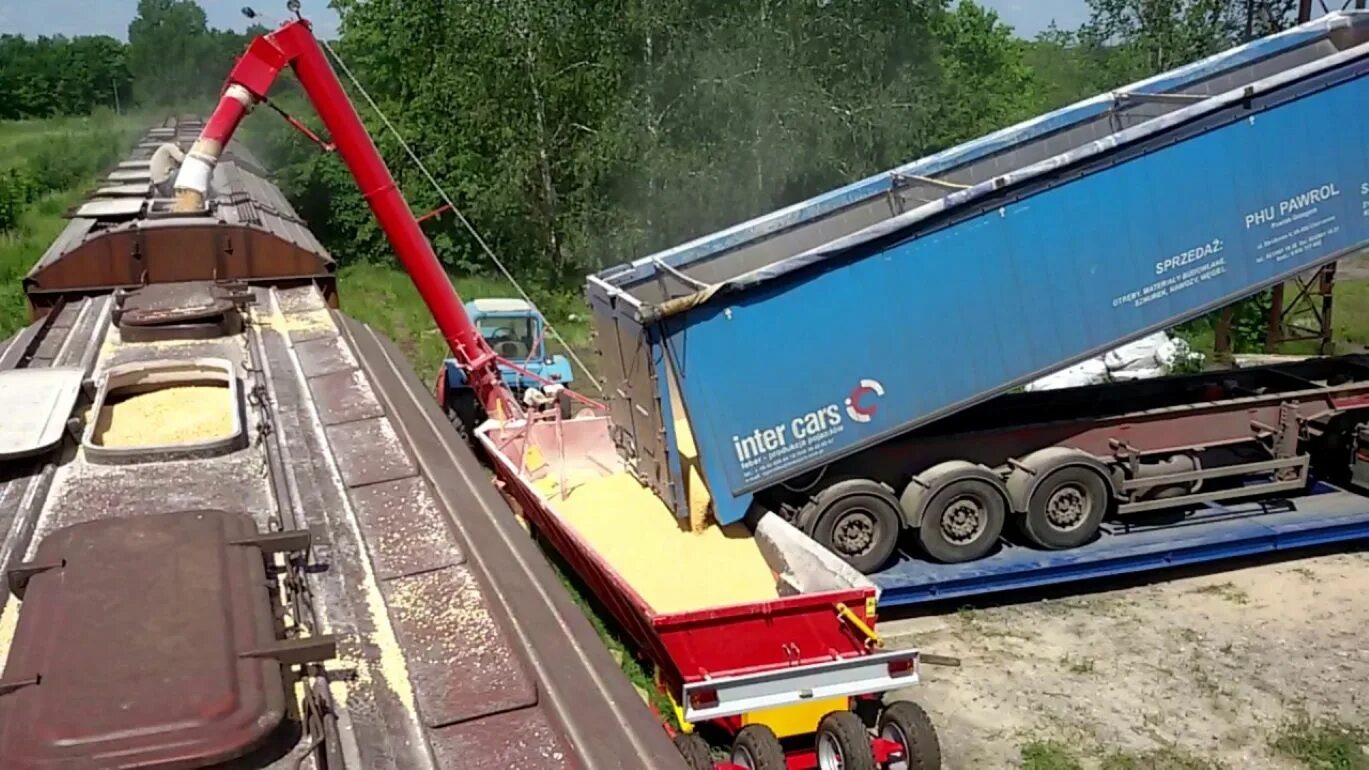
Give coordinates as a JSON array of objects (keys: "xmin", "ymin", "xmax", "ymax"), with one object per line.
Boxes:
[{"xmin": 587, "ymin": 12, "xmax": 1369, "ymax": 573}]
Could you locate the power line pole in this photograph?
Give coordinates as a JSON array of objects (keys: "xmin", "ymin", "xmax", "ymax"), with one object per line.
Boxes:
[{"xmin": 112, "ymin": 78, "xmax": 121, "ymax": 114}]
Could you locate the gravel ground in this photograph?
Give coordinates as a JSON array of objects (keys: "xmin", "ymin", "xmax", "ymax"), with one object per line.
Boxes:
[{"xmin": 883, "ymin": 548, "xmax": 1369, "ymax": 769}]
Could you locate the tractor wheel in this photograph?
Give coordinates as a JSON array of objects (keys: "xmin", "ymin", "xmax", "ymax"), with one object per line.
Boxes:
[
  {"xmin": 816, "ymin": 710, "xmax": 876, "ymax": 770},
  {"xmin": 878, "ymin": 700, "xmax": 942, "ymax": 770}
]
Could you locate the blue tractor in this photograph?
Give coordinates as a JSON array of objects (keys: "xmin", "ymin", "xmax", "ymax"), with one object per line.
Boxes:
[{"xmin": 436, "ymin": 298, "xmax": 575, "ymax": 438}]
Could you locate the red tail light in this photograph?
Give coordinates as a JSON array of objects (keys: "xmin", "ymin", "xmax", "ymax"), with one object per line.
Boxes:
[
  {"xmin": 687, "ymin": 687, "xmax": 718, "ymax": 711},
  {"xmin": 887, "ymin": 657, "xmax": 916, "ymax": 678}
]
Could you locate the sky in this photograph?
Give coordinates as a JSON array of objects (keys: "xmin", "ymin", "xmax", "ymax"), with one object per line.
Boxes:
[
  {"xmin": 0, "ymin": 0, "xmax": 1084, "ymax": 41},
  {"xmin": 0, "ymin": 0, "xmax": 342, "ymax": 40},
  {"xmin": 980, "ymin": 0, "xmax": 1090, "ymax": 36}
]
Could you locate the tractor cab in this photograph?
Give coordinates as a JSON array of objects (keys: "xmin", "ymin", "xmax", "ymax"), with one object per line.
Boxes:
[{"xmin": 437, "ymin": 298, "xmax": 574, "ymax": 436}]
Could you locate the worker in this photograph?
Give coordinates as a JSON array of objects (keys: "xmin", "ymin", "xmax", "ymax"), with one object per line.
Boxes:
[{"xmin": 149, "ymin": 142, "xmax": 186, "ymax": 198}]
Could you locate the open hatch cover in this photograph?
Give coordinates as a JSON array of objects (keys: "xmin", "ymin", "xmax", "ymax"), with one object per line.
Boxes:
[
  {"xmin": 0, "ymin": 368, "xmax": 83, "ymax": 461},
  {"xmin": 0, "ymin": 511, "xmax": 327, "ymax": 769}
]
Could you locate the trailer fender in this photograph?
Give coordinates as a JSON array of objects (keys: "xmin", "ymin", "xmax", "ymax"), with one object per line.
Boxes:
[
  {"xmin": 899, "ymin": 461, "xmax": 1010, "ymax": 528},
  {"xmin": 795, "ymin": 478, "xmax": 899, "ymax": 530},
  {"xmin": 1004, "ymin": 448, "xmax": 1116, "ymax": 514}
]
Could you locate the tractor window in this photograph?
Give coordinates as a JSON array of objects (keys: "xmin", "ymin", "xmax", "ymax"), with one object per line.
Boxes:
[{"xmin": 479, "ymin": 317, "xmax": 536, "ymax": 360}]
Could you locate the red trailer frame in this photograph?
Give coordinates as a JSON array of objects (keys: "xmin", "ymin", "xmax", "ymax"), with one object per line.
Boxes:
[{"xmin": 481, "ymin": 417, "xmax": 940, "ymax": 769}]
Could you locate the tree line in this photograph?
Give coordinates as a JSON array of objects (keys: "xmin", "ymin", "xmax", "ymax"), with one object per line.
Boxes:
[
  {"xmin": 0, "ymin": 0, "xmax": 266, "ymax": 120},
  {"xmin": 1, "ymin": 0, "xmax": 1309, "ymax": 311},
  {"xmin": 255, "ymin": 0, "xmax": 1305, "ymax": 296}
]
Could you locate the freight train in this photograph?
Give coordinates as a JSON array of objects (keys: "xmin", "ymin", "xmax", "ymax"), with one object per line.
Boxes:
[{"xmin": 0, "ymin": 116, "xmax": 685, "ymax": 769}]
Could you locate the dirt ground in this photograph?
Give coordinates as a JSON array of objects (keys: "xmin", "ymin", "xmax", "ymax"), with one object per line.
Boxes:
[{"xmin": 883, "ymin": 548, "xmax": 1369, "ymax": 769}]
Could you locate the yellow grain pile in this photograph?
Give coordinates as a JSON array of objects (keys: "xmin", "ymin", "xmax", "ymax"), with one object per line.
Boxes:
[
  {"xmin": 539, "ymin": 471, "xmax": 779, "ymax": 614},
  {"xmin": 94, "ymin": 385, "xmax": 233, "ymax": 447}
]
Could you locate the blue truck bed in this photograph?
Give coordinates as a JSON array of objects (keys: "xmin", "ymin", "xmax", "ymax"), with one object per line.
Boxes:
[
  {"xmin": 588, "ymin": 12, "xmax": 1369, "ymax": 526},
  {"xmin": 871, "ymin": 482, "xmax": 1369, "ymax": 608}
]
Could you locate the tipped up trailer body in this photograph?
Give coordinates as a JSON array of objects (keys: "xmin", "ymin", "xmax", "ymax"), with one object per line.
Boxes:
[{"xmin": 588, "ymin": 12, "xmax": 1369, "ymax": 571}]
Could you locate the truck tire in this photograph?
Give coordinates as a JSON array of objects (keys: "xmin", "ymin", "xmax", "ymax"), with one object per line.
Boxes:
[
  {"xmin": 802, "ymin": 480, "xmax": 902, "ymax": 573},
  {"xmin": 878, "ymin": 700, "xmax": 942, "ymax": 770},
  {"xmin": 816, "ymin": 710, "xmax": 876, "ymax": 770},
  {"xmin": 1022, "ymin": 465, "xmax": 1108, "ymax": 549},
  {"xmin": 731, "ymin": 724, "xmax": 786, "ymax": 770},
  {"xmin": 916, "ymin": 478, "xmax": 1005, "ymax": 563},
  {"xmin": 674, "ymin": 732, "xmax": 714, "ymax": 770}
]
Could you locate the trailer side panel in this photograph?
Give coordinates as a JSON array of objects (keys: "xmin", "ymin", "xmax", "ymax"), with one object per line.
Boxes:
[{"xmin": 663, "ymin": 57, "xmax": 1368, "ymax": 524}]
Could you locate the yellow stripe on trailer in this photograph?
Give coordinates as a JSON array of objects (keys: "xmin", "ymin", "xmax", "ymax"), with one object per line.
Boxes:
[{"xmin": 741, "ymin": 697, "xmax": 848, "ymax": 739}]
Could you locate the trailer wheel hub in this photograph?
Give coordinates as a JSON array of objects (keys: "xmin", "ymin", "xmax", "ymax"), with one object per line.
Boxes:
[
  {"xmin": 833, "ymin": 510, "xmax": 876, "ymax": 555},
  {"xmin": 1045, "ymin": 483, "xmax": 1090, "ymax": 530},
  {"xmin": 942, "ymin": 496, "xmax": 988, "ymax": 543}
]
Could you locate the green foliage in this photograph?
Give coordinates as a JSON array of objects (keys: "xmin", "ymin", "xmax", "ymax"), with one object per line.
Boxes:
[
  {"xmin": 259, "ymin": 0, "xmax": 1046, "ymax": 289},
  {"xmin": 126, "ymin": 0, "xmax": 259, "ymax": 109},
  {"xmin": 1022, "ymin": 740, "xmax": 1085, "ymax": 770},
  {"xmin": 0, "ymin": 0, "xmax": 261, "ymax": 121},
  {"xmin": 1079, "ymin": 0, "xmax": 1299, "ymax": 86},
  {"xmin": 0, "ymin": 113, "xmax": 136, "ymax": 233},
  {"xmin": 336, "ymin": 261, "xmax": 516, "ymax": 376},
  {"xmin": 0, "ymin": 187, "xmax": 98, "ymax": 339},
  {"xmin": 0, "ymin": 34, "xmax": 131, "ymax": 119},
  {"xmin": 1177, "ymin": 291, "xmax": 1274, "ymax": 355},
  {"xmin": 1270, "ymin": 717, "xmax": 1369, "ymax": 770}
]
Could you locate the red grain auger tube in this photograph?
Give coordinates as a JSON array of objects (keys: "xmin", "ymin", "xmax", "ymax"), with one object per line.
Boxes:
[{"xmin": 171, "ymin": 18, "xmax": 517, "ymax": 422}]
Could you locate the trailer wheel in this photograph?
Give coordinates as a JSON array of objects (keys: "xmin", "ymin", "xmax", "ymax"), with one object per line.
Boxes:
[
  {"xmin": 878, "ymin": 701, "xmax": 942, "ymax": 770},
  {"xmin": 731, "ymin": 724, "xmax": 786, "ymax": 770},
  {"xmin": 805, "ymin": 480, "xmax": 902, "ymax": 573},
  {"xmin": 444, "ymin": 391, "xmax": 481, "ymax": 444},
  {"xmin": 816, "ymin": 710, "xmax": 876, "ymax": 770},
  {"xmin": 673, "ymin": 732, "xmax": 714, "ymax": 770},
  {"xmin": 1022, "ymin": 466, "xmax": 1108, "ymax": 549},
  {"xmin": 917, "ymin": 478, "xmax": 1005, "ymax": 563}
]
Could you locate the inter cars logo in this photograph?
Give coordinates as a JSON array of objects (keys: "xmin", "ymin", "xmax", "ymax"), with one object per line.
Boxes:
[
  {"xmin": 845, "ymin": 379, "xmax": 885, "ymax": 423},
  {"xmin": 731, "ymin": 377, "xmax": 887, "ymax": 466}
]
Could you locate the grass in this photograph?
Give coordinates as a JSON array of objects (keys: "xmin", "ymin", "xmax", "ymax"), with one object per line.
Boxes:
[
  {"xmin": 0, "ymin": 187, "xmax": 95, "ymax": 338},
  {"xmin": 1022, "ymin": 741, "xmax": 1227, "ymax": 770},
  {"xmin": 0, "ymin": 114, "xmax": 142, "ymax": 340},
  {"xmin": 1062, "ymin": 654, "xmax": 1096, "ymax": 674},
  {"xmin": 336, "ymin": 262, "xmax": 516, "ymax": 377},
  {"xmin": 1179, "ymin": 277, "xmax": 1369, "ymax": 361},
  {"xmin": 1101, "ymin": 747, "xmax": 1225, "ymax": 769},
  {"xmin": 0, "ymin": 112, "xmax": 131, "ymax": 167},
  {"xmin": 1022, "ymin": 740, "xmax": 1085, "ymax": 770},
  {"xmin": 1187, "ymin": 582, "xmax": 1250, "ymax": 605},
  {"xmin": 1270, "ymin": 717, "xmax": 1369, "ymax": 770}
]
